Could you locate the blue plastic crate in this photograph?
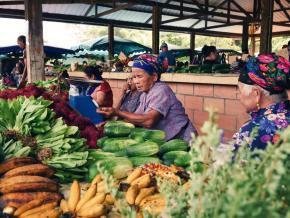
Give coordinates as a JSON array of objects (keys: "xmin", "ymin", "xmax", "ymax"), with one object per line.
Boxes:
[{"xmin": 69, "ymin": 95, "xmax": 104, "ymax": 124}]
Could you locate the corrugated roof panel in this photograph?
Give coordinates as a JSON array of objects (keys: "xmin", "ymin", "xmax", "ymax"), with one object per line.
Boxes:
[
  {"xmin": 102, "ymin": 10, "xmax": 151, "ymax": 23},
  {"xmin": 165, "ymin": 18, "xmax": 199, "ymax": 28},
  {"xmin": 273, "ymin": 25, "xmax": 290, "ymax": 32},
  {"xmin": 274, "ymin": 10, "xmax": 290, "ymax": 22},
  {"xmin": 42, "ymin": 4, "xmax": 90, "ymax": 16},
  {"xmin": 0, "ymin": 5, "xmax": 24, "ymax": 10},
  {"xmin": 209, "ymin": 25, "xmax": 243, "ymax": 34}
]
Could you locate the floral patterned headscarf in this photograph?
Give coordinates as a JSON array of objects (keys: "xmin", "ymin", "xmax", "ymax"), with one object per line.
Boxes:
[
  {"xmin": 239, "ymin": 54, "xmax": 290, "ymax": 94},
  {"xmin": 132, "ymin": 54, "xmax": 166, "ymax": 76}
]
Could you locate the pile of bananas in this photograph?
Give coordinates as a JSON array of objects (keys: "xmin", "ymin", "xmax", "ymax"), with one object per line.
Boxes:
[
  {"xmin": 60, "ymin": 175, "xmax": 115, "ymax": 218},
  {"xmin": 122, "ymin": 167, "xmax": 166, "ymax": 216},
  {"xmin": 0, "ymin": 157, "xmax": 62, "ymax": 218}
]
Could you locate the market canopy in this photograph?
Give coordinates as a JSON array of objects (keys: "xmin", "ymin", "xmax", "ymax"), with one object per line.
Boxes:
[
  {"xmin": 0, "ymin": 45, "xmax": 75, "ymax": 58},
  {"xmin": 0, "ymin": 0, "xmax": 289, "ymax": 37},
  {"xmin": 72, "ymin": 36, "xmax": 152, "ymax": 56}
]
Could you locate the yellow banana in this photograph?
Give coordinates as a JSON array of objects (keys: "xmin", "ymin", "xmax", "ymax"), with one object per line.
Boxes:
[
  {"xmin": 131, "ymin": 174, "xmax": 151, "ymax": 189},
  {"xmin": 125, "ymin": 184, "xmax": 139, "ymax": 205},
  {"xmin": 135, "ymin": 187, "xmax": 156, "ymax": 205}
]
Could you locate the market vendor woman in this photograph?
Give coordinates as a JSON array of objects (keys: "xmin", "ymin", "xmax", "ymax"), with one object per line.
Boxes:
[
  {"xmin": 97, "ymin": 55, "xmax": 197, "ymax": 143},
  {"xmin": 234, "ymin": 54, "xmax": 290, "ymax": 150},
  {"xmin": 83, "ymin": 66, "xmax": 113, "ymax": 107}
]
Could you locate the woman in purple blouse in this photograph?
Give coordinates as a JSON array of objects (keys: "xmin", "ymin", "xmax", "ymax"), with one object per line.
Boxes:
[{"xmin": 98, "ymin": 54, "xmax": 197, "ymax": 143}]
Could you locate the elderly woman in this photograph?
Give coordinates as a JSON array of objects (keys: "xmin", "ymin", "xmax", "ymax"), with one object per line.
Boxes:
[
  {"xmin": 98, "ymin": 55, "xmax": 197, "ymax": 143},
  {"xmin": 116, "ymin": 76, "xmax": 142, "ymax": 113},
  {"xmin": 233, "ymin": 54, "xmax": 290, "ymax": 150}
]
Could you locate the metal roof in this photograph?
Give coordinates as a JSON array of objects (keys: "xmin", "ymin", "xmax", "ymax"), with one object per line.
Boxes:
[{"xmin": 0, "ymin": 0, "xmax": 289, "ymax": 37}]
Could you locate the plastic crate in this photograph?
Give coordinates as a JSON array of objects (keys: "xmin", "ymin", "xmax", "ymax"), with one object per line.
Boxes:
[{"xmin": 69, "ymin": 95, "xmax": 104, "ymax": 124}]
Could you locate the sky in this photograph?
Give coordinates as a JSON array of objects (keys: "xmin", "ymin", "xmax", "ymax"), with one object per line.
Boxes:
[{"xmin": 0, "ymin": 18, "xmax": 83, "ymax": 48}]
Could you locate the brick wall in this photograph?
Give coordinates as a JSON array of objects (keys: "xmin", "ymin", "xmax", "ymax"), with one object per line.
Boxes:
[{"xmin": 106, "ymin": 78, "xmax": 252, "ymax": 141}]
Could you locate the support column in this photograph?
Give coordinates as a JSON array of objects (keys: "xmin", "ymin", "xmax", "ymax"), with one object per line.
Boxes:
[
  {"xmin": 152, "ymin": 5, "xmax": 160, "ymax": 55},
  {"xmin": 25, "ymin": 0, "xmax": 45, "ymax": 82},
  {"xmin": 242, "ymin": 21, "xmax": 249, "ymax": 54},
  {"xmin": 260, "ymin": 0, "xmax": 274, "ymax": 54},
  {"xmin": 108, "ymin": 23, "xmax": 114, "ymax": 67},
  {"xmin": 190, "ymin": 32, "xmax": 195, "ymax": 63}
]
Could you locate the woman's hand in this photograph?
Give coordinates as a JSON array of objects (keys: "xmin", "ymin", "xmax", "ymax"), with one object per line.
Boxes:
[{"xmin": 97, "ymin": 107, "xmax": 118, "ymax": 117}]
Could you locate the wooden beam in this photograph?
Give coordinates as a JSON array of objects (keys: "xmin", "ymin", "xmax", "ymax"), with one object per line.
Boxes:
[
  {"xmin": 227, "ymin": 0, "xmax": 231, "ymax": 23},
  {"xmin": 95, "ymin": 3, "xmax": 134, "ymax": 18},
  {"xmin": 152, "ymin": 5, "xmax": 160, "ymax": 55},
  {"xmin": 242, "ymin": 21, "xmax": 249, "ymax": 53},
  {"xmin": 108, "ymin": 23, "xmax": 114, "ymax": 65},
  {"xmin": 190, "ymin": 0, "xmax": 228, "ymax": 28},
  {"xmin": 84, "ymin": 4, "xmax": 94, "ymax": 17},
  {"xmin": 25, "ymin": 0, "xmax": 45, "ymax": 82},
  {"xmin": 196, "ymin": 21, "xmax": 243, "ymax": 30},
  {"xmin": 191, "ymin": 0, "xmax": 204, "ymax": 10},
  {"xmin": 0, "ymin": 1, "xmax": 23, "ymax": 5},
  {"xmin": 190, "ymin": 32, "xmax": 195, "ymax": 63},
  {"xmin": 0, "ymin": 8, "xmax": 243, "ymax": 38},
  {"xmin": 260, "ymin": 0, "xmax": 274, "ymax": 54},
  {"xmin": 205, "ymin": 0, "xmax": 208, "ymax": 28}
]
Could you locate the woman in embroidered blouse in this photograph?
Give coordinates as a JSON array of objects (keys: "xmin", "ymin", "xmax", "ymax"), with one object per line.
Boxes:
[{"xmin": 234, "ymin": 54, "xmax": 290, "ymax": 150}]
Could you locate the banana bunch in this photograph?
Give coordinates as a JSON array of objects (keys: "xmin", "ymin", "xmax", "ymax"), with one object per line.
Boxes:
[
  {"xmin": 60, "ymin": 175, "xmax": 114, "ymax": 218},
  {"xmin": 0, "ymin": 157, "xmax": 62, "ymax": 217},
  {"xmin": 123, "ymin": 168, "xmax": 166, "ymax": 216}
]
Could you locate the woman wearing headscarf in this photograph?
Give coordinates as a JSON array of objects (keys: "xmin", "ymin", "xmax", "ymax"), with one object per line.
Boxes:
[
  {"xmin": 98, "ymin": 54, "xmax": 197, "ymax": 143},
  {"xmin": 83, "ymin": 66, "xmax": 113, "ymax": 107},
  {"xmin": 233, "ymin": 54, "xmax": 290, "ymax": 150}
]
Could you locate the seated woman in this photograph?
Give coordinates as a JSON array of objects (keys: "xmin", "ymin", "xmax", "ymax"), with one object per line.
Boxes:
[
  {"xmin": 83, "ymin": 66, "xmax": 113, "ymax": 107},
  {"xmin": 116, "ymin": 76, "xmax": 142, "ymax": 113},
  {"xmin": 97, "ymin": 54, "xmax": 197, "ymax": 143},
  {"xmin": 233, "ymin": 54, "xmax": 290, "ymax": 150},
  {"xmin": 201, "ymin": 45, "xmax": 219, "ymax": 65}
]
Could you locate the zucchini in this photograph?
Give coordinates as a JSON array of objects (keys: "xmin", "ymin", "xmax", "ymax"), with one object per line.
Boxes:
[
  {"xmin": 105, "ymin": 121, "xmax": 135, "ymax": 128},
  {"xmin": 163, "ymin": 151, "xmax": 188, "ymax": 165},
  {"xmin": 104, "ymin": 125, "xmax": 132, "ymax": 137},
  {"xmin": 149, "ymin": 139, "xmax": 166, "ymax": 146},
  {"xmin": 88, "ymin": 150, "xmax": 115, "ymax": 161},
  {"xmin": 126, "ymin": 141, "xmax": 159, "ymax": 157},
  {"xmin": 142, "ymin": 130, "xmax": 166, "ymax": 141},
  {"xmin": 102, "ymin": 138, "xmax": 137, "ymax": 153},
  {"xmin": 97, "ymin": 136, "xmax": 108, "ymax": 147},
  {"xmin": 159, "ymin": 139, "xmax": 188, "ymax": 154},
  {"xmin": 129, "ymin": 128, "xmax": 147, "ymax": 142},
  {"xmin": 174, "ymin": 153, "xmax": 191, "ymax": 167},
  {"xmin": 129, "ymin": 156, "xmax": 161, "ymax": 167}
]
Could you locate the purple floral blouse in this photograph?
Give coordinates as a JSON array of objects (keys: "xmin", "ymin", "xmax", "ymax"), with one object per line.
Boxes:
[{"xmin": 233, "ymin": 100, "xmax": 290, "ymax": 150}]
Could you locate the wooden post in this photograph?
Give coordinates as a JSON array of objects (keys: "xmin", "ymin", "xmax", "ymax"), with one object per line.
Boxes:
[
  {"xmin": 190, "ymin": 32, "xmax": 195, "ymax": 63},
  {"xmin": 260, "ymin": 0, "xmax": 274, "ymax": 54},
  {"xmin": 242, "ymin": 21, "xmax": 249, "ymax": 54},
  {"xmin": 152, "ymin": 5, "xmax": 160, "ymax": 55},
  {"xmin": 25, "ymin": 0, "xmax": 45, "ymax": 82},
  {"xmin": 108, "ymin": 23, "xmax": 114, "ymax": 67}
]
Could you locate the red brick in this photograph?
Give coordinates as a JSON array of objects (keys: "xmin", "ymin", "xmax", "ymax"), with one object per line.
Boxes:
[
  {"xmin": 108, "ymin": 80, "xmax": 118, "ymax": 88},
  {"xmin": 237, "ymin": 114, "xmax": 250, "ymax": 128},
  {"xmin": 225, "ymin": 99, "xmax": 245, "ymax": 115},
  {"xmin": 194, "ymin": 84, "xmax": 213, "ymax": 96},
  {"xmin": 194, "ymin": 111, "xmax": 209, "ymax": 126},
  {"xmin": 185, "ymin": 108, "xmax": 194, "ymax": 124},
  {"xmin": 217, "ymin": 114, "xmax": 237, "ymax": 131},
  {"xmin": 176, "ymin": 94, "xmax": 185, "ymax": 106},
  {"xmin": 176, "ymin": 84, "xmax": 194, "ymax": 95},
  {"xmin": 117, "ymin": 80, "xmax": 126, "ymax": 88},
  {"xmin": 223, "ymin": 129, "xmax": 236, "ymax": 142},
  {"xmin": 184, "ymin": 96, "xmax": 203, "ymax": 111},
  {"xmin": 214, "ymin": 85, "xmax": 237, "ymax": 99},
  {"xmin": 204, "ymin": 98, "xmax": 225, "ymax": 113},
  {"xmin": 168, "ymin": 83, "xmax": 177, "ymax": 92}
]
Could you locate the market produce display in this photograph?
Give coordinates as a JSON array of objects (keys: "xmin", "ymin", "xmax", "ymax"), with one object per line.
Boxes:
[
  {"xmin": 0, "ymin": 96, "xmax": 88, "ymax": 182},
  {"xmin": 0, "ymin": 85, "xmax": 102, "ymax": 148},
  {"xmin": 0, "ymin": 157, "xmax": 62, "ymax": 216},
  {"xmin": 61, "ymin": 163, "xmax": 189, "ymax": 218}
]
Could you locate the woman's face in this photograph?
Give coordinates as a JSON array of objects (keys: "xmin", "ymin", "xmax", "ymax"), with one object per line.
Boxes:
[
  {"xmin": 238, "ymin": 82, "xmax": 260, "ymax": 113},
  {"xmin": 208, "ymin": 51, "xmax": 218, "ymax": 60},
  {"xmin": 132, "ymin": 68, "xmax": 157, "ymax": 92},
  {"xmin": 83, "ymin": 73, "xmax": 95, "ymax": 80},
  {"xmin": 127, "ymin": 77, "xmax": 137, "ymax": 91},
  {"xmin": 17, "ymin": 40, "xmax": 25, "ymax": 49}
]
